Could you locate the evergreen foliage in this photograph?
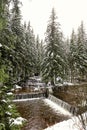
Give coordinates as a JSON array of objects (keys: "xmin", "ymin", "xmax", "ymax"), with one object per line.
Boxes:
[
  {"xmin": 24, "ymin": 22, "xmax": 36, "ymax": 77},
  {"xmin": 0, "ymin": 1, "xmax": 87, "ymax": 86},
  {"xmin": 76, "ymin": 22, "xmax": 87, "ymax": 78},
  {"xmin": 10, "ymin": 0, "xmax": 26, "ymax": 83},
  {"xmin": 35, "ymin": 35, "xmax": 45, "ymax": 76},
  {"xmin": 0, "ymin": 0, "xmax": 87, "ymax": 128},
  {"xmin": 42, "ymin": 8, "xmax": 66, "ymax": 84},
  {"xmin": 69, "ymin": 22, "xmax": 87, "ymax": 82},
  {"xmin": 0, "ymin": 1, "xmax": 27, "ymax": 129},
  {"xmin": 68, "ymin": 30, "xmax": 77, "ymax": 82}
]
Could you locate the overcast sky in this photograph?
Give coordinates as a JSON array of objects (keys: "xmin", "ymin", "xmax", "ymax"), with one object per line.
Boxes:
[{"xmin": 20, "ymin": 0, "xmax": 87, "ymax": 39}]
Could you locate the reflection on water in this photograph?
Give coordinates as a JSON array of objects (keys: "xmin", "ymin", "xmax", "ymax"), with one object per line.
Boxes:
[{"xmin": 15, "ymin": 99, "xmax": 70, "ymax": 130}]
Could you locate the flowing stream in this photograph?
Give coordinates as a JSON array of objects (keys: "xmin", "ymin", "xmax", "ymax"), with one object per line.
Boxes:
[{"xmin": 15, "ymin": 99, "xmax": 70, "ymax": 130}]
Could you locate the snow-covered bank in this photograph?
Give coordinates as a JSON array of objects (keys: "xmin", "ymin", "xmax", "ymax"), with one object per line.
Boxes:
[
  {"xmin": 44, "ymin": 116, "xmax": 87, "ymax": 130},
  {"xmin": 44, "ymin": 113, "xmax": 87, "ymax": 130},
  {"xmin": 43, "ymin": 99, "xmax": 87, "ymax": 130},
  {"xmin": 44, "ymin": 99, "xmax": 72, "ymax": 116}
]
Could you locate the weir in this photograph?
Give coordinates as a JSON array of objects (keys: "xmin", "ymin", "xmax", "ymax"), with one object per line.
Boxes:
[
  {"xmin": 14, "ymin": 92, "xmax": 46, "ymax": 99},
  {"xmin": 14, "ymin": 93, "xmax": 78, "ymax": 115},
  {"xmin": 48, "ymin": 94, "xmax": 78, "ymax": 115}
]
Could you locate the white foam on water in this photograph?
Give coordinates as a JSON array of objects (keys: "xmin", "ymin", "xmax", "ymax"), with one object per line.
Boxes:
[
  {"xmin": 43, "ymin": 99, "xmax": 72, "ymax": 116},
  {"xmin": 13, "ymin": 97, "xmax": 43, "ymax": 102}
]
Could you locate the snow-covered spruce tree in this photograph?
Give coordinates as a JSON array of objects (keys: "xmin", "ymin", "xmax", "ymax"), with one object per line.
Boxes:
[
  {"xmin": 76, "ymin": 22, "xmax": 87, "ymax": 81},
  {"xmin": 24, "ymin": 22, "xmax": 37, "ymax": 77},
  {"xmin": 42, "ymin": 8, "xmax": 66, "ymax": 85},
  {"xmin": 11, "ymin": 0, "xmax": 26, "ymax": 82},
  {"xmin": 0, "ymin": 44, "xmax": 26, "ymax": 130},
  {"xmin": 0, "ymin": 0, "xmax": 13, "ymax": 80},
  {"xmin": 35, "ymin": 35, "xmax": 41, "ymax": 76},
  {"xmin": 63, "ymin": 38, "xmax": 70, "ymax": 81},
  {"xmin": 39, "ymin": 40, "xmax": 45, "ymax": 76},
  {"xmin": 0, "ymin": 0, "xmax": 9, "ymax": 30},
  {"xmin": 35, "ymin": 35, "xmax": 45, "ymax": 76},
  {"xmin": 0, "ymin": 83, "xmax": 27, "ymax": 130},
  {"xmin": 0, "ymin": 1, "xmax": 26, "ymax": 129},
  {"xmin": 68, "ymin": 29, "xmax": 77, "ymax": 82}
]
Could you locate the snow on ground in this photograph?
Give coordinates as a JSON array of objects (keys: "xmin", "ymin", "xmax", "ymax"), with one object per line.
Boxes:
[
  {"xmin": 43, "ymin": 99, "xmax": 86, "ymax": 130},
  {"xmin": 44, "ymin": 99, "xmax": 72, "ymax": 116},
  {"xmin": 44, "ymin": 115, "xmax": 86, "ymax": 130},
  {"xmin": 44, "ymin": 99, "xmax": 87, "ymax": 130}
]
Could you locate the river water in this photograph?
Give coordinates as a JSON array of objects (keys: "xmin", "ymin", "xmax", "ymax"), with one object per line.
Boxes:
[
  {"xmin": 53, "ymin": 83, "xmax": 87, "ymax": 114},
  {"xmin": 15, "ymin": 99, "xmax": 70, "ymax": 130}
]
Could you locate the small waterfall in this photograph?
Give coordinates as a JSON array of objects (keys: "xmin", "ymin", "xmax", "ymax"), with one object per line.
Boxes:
[
  {"xmin": 48, "ymin": 94, "xmax": 78, "ymax": 115},
  {"xmin": 14, "ymin": 93, "xmax": 46, "ymax": 100},
  {"xmin": 14, "ymin": 93, "xmax": 78, "ymax": 115}
]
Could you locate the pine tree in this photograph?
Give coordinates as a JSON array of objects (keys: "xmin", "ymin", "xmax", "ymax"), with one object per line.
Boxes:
[
  {"xmin": 69, "ymin": 22, "xmax": 87, "ymax": 82},
  {"xmin": 42, "ymin": 8, "xmax": 66, "ymax": 85},
  {"xmin": 39, "ymin": 40, "xmax": 45, "ymax": 76},
  {"xmin": 0, "ymin": 1, "xmax": 26, "ymax": 129},
  {"xmin": 0, "ymin": 0, "xmax": 9, "ymax": 30},
  {"xmin": 35, "ymin": 36, "xmax": 45, "ymax": 76},
  {"xmin": 10, "ymin": 0, "xmax": 26, "ymax": 82},
  {"xmin": 69, "ymin": 29, "xmax": 77, "ymax": 82},
  {"xmin": 0, "ymin": 0, "xmax": 15, "ymax": 85},
  {"xmin": 24, "ymin": 22, "xmax": 36, "ymax": 77},
  {"xmin": 76, "ymin": 22, "xmax": 87, "ymax": 80}
]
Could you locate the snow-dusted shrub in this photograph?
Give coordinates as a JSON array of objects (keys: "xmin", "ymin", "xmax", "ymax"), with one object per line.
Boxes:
[{"xmin": 0, "ymin": 85, "xmax": 27, "ymax": 130}]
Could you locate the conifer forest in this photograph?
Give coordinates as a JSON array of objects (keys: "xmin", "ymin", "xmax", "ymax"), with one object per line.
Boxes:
[{"xmin": 0, "ymin": 0, "xmax": 87, "ymax": 130}]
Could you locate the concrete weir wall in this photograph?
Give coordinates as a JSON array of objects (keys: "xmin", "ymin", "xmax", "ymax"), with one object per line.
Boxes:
[
  {"xmin": 48, "ymin": 94, "xmax": 78, "ymax": 115},
  {"xmin": 14, "ymin": 93, "xmax": 78, "ymax": 115},
  {"xmin": 14, "ymin": 93, "xmax": 46, "ymax": 99}
]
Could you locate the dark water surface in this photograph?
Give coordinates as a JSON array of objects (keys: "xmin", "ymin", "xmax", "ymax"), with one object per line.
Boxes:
[
  {"xmin": 15, "ymin": 99, "xmax": 70, "ymax": 130},
  {"xmin": 53, "ymin": 84, "xmax": 87, "ymax": 114}
]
